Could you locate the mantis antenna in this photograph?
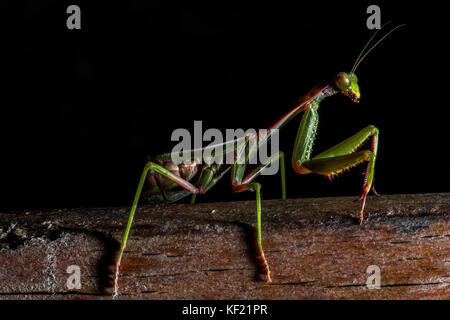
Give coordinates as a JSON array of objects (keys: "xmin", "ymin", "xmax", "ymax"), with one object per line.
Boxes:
[
  {"xmin": 351, "ymin": 21, "xmax": 392, "ymax": 74},
  {"xmin": 352, "ymin": 23, "xmax": 406, "ymax": 73}
]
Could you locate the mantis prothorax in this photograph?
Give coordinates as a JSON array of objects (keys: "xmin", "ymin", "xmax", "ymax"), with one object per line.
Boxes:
[{"xmin": 113, "ymin": 23, "xmax": 405, "ymax": 297}]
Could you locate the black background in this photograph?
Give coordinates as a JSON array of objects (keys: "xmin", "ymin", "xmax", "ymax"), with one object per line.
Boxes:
[{"xmin": 1, "ymin": 1, "xmax": 448, "ymax": 211}]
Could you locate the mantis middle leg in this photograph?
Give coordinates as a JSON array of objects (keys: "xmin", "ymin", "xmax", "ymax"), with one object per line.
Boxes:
[{"xmin": 231, "ymin": 150, "xmax": 286, "ymax": 282}]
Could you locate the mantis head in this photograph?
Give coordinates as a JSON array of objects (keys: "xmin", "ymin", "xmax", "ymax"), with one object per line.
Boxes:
[
  {"xmin": 334, "ymin": 72, "xmax": 360, "ymax": 103},
  {"xmin": 334, "ymin": 23, "xmax": 405, "ymax": 104}
]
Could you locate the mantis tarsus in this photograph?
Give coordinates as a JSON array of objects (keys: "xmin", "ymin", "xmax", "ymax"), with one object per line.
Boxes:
[{"xmin": 112, "ymin": 23, "xmax": 404, "ymax": 297}]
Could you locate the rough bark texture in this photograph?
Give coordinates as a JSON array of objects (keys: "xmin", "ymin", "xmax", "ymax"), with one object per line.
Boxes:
[{"xmin": 0, "ymin": 193, "xmax": 449, "ymax": 300}]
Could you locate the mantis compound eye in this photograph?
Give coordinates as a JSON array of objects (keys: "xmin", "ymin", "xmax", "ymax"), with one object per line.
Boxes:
[{"xmin": 335, "ymin": 72, "xmax": 350, "ymax": 90}]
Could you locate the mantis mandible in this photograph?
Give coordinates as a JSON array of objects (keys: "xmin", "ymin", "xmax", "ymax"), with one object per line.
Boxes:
[{"xmin": 113, "ymin": 23, "xmax": 404, "ymax": 297}]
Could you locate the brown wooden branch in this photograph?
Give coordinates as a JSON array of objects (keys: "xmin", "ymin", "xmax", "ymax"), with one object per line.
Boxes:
[{"xmin": 0, "ymin": 193, "xmax": 449, "ymax": 299}]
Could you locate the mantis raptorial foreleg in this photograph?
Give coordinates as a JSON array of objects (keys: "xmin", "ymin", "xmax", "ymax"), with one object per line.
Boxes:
[{"xmin": 292, "ymin": 106, "xmax": 379, "ymax": 223}]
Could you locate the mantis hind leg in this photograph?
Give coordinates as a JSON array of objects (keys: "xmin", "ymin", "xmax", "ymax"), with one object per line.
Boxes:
[
  {"xmin": 114, "ymin": 161, "xmax": 201, "ymax": 297},
  {"xmin": 293, "ymin": 125, "xmax": 379, "ymax": 224}
]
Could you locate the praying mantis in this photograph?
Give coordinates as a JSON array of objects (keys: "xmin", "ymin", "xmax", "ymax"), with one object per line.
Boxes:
[{"xmin": 112, "ymin": 23, "xmax": 404, "ymax": 297}]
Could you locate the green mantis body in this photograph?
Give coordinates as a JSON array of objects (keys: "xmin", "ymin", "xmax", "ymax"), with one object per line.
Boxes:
[{"xmin": 113, "ymin": 24, "xmax": 404, "ymax": 297}]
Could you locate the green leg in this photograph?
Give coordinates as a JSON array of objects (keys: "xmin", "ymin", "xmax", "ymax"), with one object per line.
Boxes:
[
  {"xmin": 241, "ymin": 151, "xmax": 287, "ymax": 200},
  {"xmin": 231, "ymin": 151, "xmax": 286, "ymax": 282},
  {"xmin": 190, "ymin": 194, "xmax": 197, "ymax": 204},
  {"xmin": 252, "ymin": 183, "xmax": 269, "ymax": 281},
  {"xmin": 232, "ymin": 182, "xmax": 271, "ymax": 282},
  {"xmin": 114, "ymin": 161, "xmax": 200, "ymax": 297},
  {"xmin": 294, "ymin": 125, "xmax": 379, "ymax": 224}
]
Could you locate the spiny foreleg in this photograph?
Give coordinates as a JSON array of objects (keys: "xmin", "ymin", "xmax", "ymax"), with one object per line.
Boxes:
[{"xmin": 293, "ymin": 124, "xmax": 379, "ymax": 223}]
